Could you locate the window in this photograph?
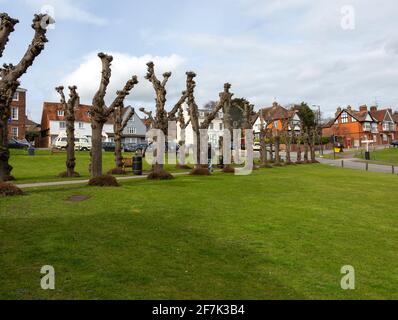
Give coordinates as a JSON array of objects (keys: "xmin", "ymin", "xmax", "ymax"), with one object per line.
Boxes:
[
  {"xmin": 59, "ymin": 121, "xmax": 66, "ymax": 129},
  {"xmin": 209, "ymin": 123, "xmax": 214, "ymax": 130},
  {"xmin": 57, "ymin": 110, "xmax": 64, "ymax": 117},
  {"xmin": 11, "ymin": 107, "xmax": 18, "ymax": 120},
  {"xmin": 13, "ymin": 92, "xmax": 19, "ymax": 101},
  {"xmin": 128, "ymin": 127, "xmax": 136, "ymax": 134},
  {"xmin": 79, "ymin": 122, "xmax": 84, "ymax": 129},
  {"xmin": 273, "ymin": 121, "xmax": 278, "ymax": 129},
  {"xmin": 341, "ymin": 113, "xmax": 349, "ymax": 124},
  {"xmin": 11, "ymin": 127, "xmax": 18, "ymax": 139}
]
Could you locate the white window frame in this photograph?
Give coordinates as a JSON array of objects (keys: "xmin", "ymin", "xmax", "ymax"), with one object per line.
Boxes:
[
  {"xmin": 59, "ymin": 121, "xmax": 66, "ymax": 129},
  {"xmin": 128, "ymin": 127, "xmax": 136, "ymax": 134},
  {"xmin": 11, "ymin": 107, "xmax": 19, "ymax": 120},
  {"xmin": 79, "ymin": 122, "xmax": 84, "ymax": 129},
  {"xmin": 11, "ymin": 127, "xmax": 18, "ymax": 139},
  {"xmin": 341, "ymin": 113, "xmax": 349, "ymax": 124},
  {"xmin": 57, "ymin": 110, "xmax": 65, "ymax": 117},
  {"xmin": 12, "ymin": 92, "xmax": 19, "ymax": 101}
]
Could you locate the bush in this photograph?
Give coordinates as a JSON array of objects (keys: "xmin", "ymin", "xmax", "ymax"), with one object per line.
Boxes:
[
  {"xmin": 0, "ymin": 183, "xmax": 23, "ymax": 197},
  {"xmin": 88, "ymin": 175, "xmax": 120, "ymax": 187}
]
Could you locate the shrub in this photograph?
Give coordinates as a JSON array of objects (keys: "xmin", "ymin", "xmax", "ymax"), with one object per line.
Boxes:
[{"xmin": 191, "ymin": 166, "xmax": 211, "ymax": 176}]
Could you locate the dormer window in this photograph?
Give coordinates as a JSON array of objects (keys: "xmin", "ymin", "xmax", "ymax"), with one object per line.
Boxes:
[
  {"xmin": 341, "ymin": 113, "xmax": 349, "ymax": 124},
  {"xmin": 57, "ymin": 110, "xmax": 65, "ymax": 117}
]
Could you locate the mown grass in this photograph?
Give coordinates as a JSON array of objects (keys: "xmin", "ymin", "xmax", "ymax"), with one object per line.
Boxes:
[
  {"xmin": 355, "ymin": 148, "xmax": 398, "ymax": 165},
  {"xmin": 1, "ymin": 165, "xmax": 397, "ymax": 300},
  {"xmin": 9, "ymin": 149, "xmax": 187, "ymax": 184}
]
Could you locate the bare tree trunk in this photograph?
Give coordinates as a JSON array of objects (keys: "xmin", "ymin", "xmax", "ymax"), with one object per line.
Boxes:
[
  {"xmin": 304, "ymin": 130, "xmax": 309, "ymax": 163},
  {"xmin": 296, "ymin": 136, "xmax": 302, "ymax": 164},
  {"xmin": 56, "ymin": 86, "xmax": 79, "ymax": 178},
  {"xmin": 91, "ymin": 121, "xmax": 104, "ymax": 179},
  {"xmin": 0, "ymin": 117, "xmax": 12, "ymax": 181},
  {"xmin": 274, "ymin": 132, "xmax": 281, "ymax": 165}
]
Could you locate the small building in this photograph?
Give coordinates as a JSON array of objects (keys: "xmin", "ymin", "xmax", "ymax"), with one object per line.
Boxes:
[
  {"xmin": 322, "ymin": 106, "xmax": 379, "ymax": 148},
  {"xmin": 8, "ymin": 88, "xmax": 27, "ymax": 140},
  {"xmin": 107, "ymin": 106, "xmax": 147, "ymax": 144},
  {"xmin": 369, "ymin": 106, "xmax": 396, "ymax": 145},
  {"xmin": 253, "ymin": 102, "xmax": 301, "ymax": 139},
  {"xmin": 39, "ymin": 102, "xmax": 114, "ymax": 148}
]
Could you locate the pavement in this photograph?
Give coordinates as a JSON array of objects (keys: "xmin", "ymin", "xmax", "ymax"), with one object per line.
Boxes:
[
  {"xmin": 316, "ymin": 157, "xmax": 397, "ymax": 175},
  {"xmin": 15, "ymin": 172, "xmax": 190, "ymax": 189}
]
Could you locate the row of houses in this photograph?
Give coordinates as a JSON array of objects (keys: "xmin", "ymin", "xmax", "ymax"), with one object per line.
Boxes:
[
  {"xmin": 322, "ymin": 106, "xmax": 398, "ymax": 148},
  {"xmin": 9, "ymin": 88, "xmax": 398, "ymax": 150}
]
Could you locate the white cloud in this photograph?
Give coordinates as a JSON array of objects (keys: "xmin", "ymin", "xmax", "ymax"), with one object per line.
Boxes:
[
  {"xmin": 25, "ymin": 0, "xmax": 108, "ymax": 26},
  {"xmin": 61, "ymin": 52, "xmax": 186, "ymax": 109}
]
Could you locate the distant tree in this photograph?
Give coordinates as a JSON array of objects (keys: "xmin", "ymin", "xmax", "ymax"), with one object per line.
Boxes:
[
  {"xmin": 55, "ymin": 85, "xmax": 80, "ymax": 178},
  {"xmin": 140, "ymin": 62, "xmax": 188, "ymax": 180},
  {"xmin": 109, "ymin": 105, "xmax": 135, "ymax": 175},
  {"xmin": 185, "ymin": 71, "xmax": 232, "ymax": 175}
]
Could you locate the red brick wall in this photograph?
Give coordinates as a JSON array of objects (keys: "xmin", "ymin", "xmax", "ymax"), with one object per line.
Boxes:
[{"xmin": 8, "ymin": 90, "xmax": 26, "ymax": 140}]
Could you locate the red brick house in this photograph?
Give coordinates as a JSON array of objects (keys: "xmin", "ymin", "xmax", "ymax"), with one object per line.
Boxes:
[
  {"xmin": 369, "ymin": 106, "xmax": 396, "ymax": 145},
  {"xmin": 8, "ymin": 88, "xmax": 27, "ymax": 140},
  {"xmin": 322, "ymin": 106, "xmax": 381, "ymax": 148}
]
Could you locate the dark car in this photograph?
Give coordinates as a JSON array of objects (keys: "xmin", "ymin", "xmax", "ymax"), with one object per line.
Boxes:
[
  {"xmin": 123, "ymin": 143, "xmax": 148, "ymax": 153},
  {"xmin": 391, "ymin": 140, "xmax": 398, "ymax": 148},
  {"xmin": 102, "ymin": 142, "xmax": 116, "ymax": 152},
  {"xmin": 8, "ymin": 138, "xmax": 31, "ymax": 150}
]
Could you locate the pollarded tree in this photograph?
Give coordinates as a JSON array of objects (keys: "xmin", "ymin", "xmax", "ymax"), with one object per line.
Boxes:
[
  {"xmin": 176, "ymin": 104, "xmax": 191, "ymax": 169},
  {"xmin": 55, "ymin": 85, "xmax": 80, "ymax": 178},
  {"xmin": 186, "ymin": 71, "xmax": 232, "ymax": 175},
  {"xmin": 0, "ymin": 13, "xmax": 53, "ymax": 183},
  {"xmin": 88, "ymin": 53, "xmax": 138, "ymax": 186},
  {"xmin": 109, "ymin": 105, "xmax": 135, "ymax": 175},
  {"xmin": 141, "ymin": 61, "xmax": 188, "ymax": 180},
  {"xmin": 259, "ymin": 112, "xmax": 273, "ymax": 168}
]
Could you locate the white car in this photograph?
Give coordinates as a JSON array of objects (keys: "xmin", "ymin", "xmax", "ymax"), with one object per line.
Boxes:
[
  {"xmin": 253, "ymin": 143, "xmax": 261, "ymax": 152},
  {"xmin": 54, "ymin": 136, "xmax": 91, "ymax": 151}
]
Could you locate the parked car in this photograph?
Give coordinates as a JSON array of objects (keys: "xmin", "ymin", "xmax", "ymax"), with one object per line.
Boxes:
[
  {"xmin": 391, "ymin": 140, "xmax": 398, "ymax": 148},
  {"xmin": 8, "ymin": 138, "xmax": 31, "ymax": 149},
  {"xmin": 123, "ymin": 143, "xmax": 147, "ymax": 153},
  {"xmin": 102, "ymin": 142, "xmax": 116, "ymax": 152},
  {"xmin": 54, "ymin": 136, "xmax": 91, "ymax": 151},
  {"xmin": 253, "ymin": 142, "xmax": 261, "ymax": 152}
]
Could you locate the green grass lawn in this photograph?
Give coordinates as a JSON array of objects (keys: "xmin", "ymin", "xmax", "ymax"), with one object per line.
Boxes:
[
  {"xmin": 9, "ymin": 149, "xmax": 187, "ymax": 184},
  {"xmin": 1, "ymin": 165, "xmax": 397, "ymax": 300},
  {"xmin": 355, "ymin": 148, "xmax": 398, "ymax": 165}
]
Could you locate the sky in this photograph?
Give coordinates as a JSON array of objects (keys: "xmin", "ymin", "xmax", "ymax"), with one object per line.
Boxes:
[{"xmin": 1, "ymin": 0, "xmax": 398, "ymax": 122}]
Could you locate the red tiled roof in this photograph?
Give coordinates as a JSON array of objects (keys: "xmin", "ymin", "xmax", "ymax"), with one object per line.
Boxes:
[
  {"xmin": 42, "ymin": 102, "xmax": 113, "ymax": 125},
  {"xmin": 260, "ymin": 103, "xmax": 290, "ymax": 122}
]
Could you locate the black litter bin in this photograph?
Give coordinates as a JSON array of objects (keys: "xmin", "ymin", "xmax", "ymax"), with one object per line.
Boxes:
[
  {"xmin": 28, "ymin": 147, "xmax": 35, "ymax": 156},
  {"xmin": 133, "ymin": 155, "xmax": 143, "ymax": 176},
  {"xmin": 218, "ymin": 155, "xmax": 224, "ymax": 169},
  {"xmin": 365, "ymin": 151, "xmax": 371, "ymax": 161}
]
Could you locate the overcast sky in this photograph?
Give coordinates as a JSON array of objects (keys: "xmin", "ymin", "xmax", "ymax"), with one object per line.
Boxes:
[{"xmin": 2, "ymin": 0, "xmax": 398, "ymax": 122}]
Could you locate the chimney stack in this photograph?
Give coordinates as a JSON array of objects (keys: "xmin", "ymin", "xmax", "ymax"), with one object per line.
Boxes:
[
  {"xmin": 359, "ymin": 105, "xmax": 368, "ymax": 112},
  {"xmin": 370, "ymin": 106, "xmax": 378, "ymax": 112},
  {"xmin": 335, "ymin": 107, "xmax": 342, "ymax": 117}
]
